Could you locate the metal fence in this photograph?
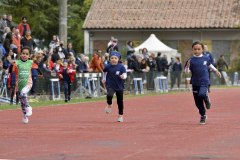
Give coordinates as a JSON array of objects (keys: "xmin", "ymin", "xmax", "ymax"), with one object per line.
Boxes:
[{"xmin": 1, "ymin": 70, "xmax": 240, "ymax": 102}]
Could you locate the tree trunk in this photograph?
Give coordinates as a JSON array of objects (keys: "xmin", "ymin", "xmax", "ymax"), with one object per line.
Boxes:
[{"xmin": 58, "ymin": 0, "xmax": 68, "ymax": 46}]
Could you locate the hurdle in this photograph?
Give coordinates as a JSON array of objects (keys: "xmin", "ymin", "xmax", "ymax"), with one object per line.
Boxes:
[
  {"xmin": 133, "ymin": 77, "xmax": 144, "ymax": 95},
  {"xmin": 0, "ymin": 74, "xmax": 8, "ymax": 98},
  {"xmin": 154, "ymin": 76, "xmax": 168, "ymax": 93},
  {"xmin": 75, "ymin": 73, "xmax": 105, "ymax": 98},
  {"xmin": 50, "ymin": 78, "xmax": 61, "ymax": 100}
]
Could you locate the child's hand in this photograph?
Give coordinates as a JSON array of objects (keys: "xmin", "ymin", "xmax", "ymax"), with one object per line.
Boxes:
[
  {"xmin": 59, "ymin": 74, "xmax": 63, "ymax": 79},
  {"xmin": 102, "ymin": 80, "xmax": 106, "ymax": 84},
  {"xmin": 186, "ymin": 60, "xmax": 190, "ymax": 68},
  {"xmin": 88, "ymin": 68, "xmax": 93, "ymax": 72},
  {"xmin": 216, "ymin": 70, "xmax": 222, "ymax": 78},
  {"xmin": 120, "ymin": 75, "xmax": 124, "ymax": 79},
  {"xmin": 67, "ymin": 69, "xmax": 72, "ymax": 73}
]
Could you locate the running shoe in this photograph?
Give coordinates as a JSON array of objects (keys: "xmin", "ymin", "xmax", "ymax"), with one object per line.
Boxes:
[
  {"xmin": 117, "ymin": 116, "xmax": 123, "ymax": 122},
  {"xmin": 22, "ymin": 116, "xmax": 29, "ymax": 124},
  {"xmin": 200, "ymin": 115, "xmax": 207, "ymax": 125},
  {"xmin": 104, "ymin": 105, "xmax": 112, "ymax": 114},
  {"xmin": 25, "ymin": 106, "xmax": 32, "ymax": 117},
  {"xmin": 205, "ymin": 98, "xmax": 211, "ymax": 109}
]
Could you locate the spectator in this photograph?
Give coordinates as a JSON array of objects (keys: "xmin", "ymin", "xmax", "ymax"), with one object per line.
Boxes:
[
  {"xmin": 2, "ymin": 27, "xmax": 11, "ymax": 55},
  {"xmin": 30, "ymin": 53, "xmax": 43, "ymax": 96},
  {"xmin": 49, "ymin": 35, "xmax": 59, "ymax": 55},
  {"xmin": 102, "ymin": 52, "xmax": 110, "ymax": 67},
  {"xmin": 106, "ymin": 38, "xmax": 119, "ymax": 53},
  {"xmin": 0, "ymin": 39, "xmax": 6, "ymax": 60},
  {"xmin": 17, "ymin": 16, "xmax": 31, "ymax": 37},
  {"xmin": 128, "ymin": 54, "xmax": 142, "ymax": 76},
  {"xmin": 139, "ymin": 58, "xmax": 150, "ymax": 84},
  {"xmin": 107, "ymin": 36, "xmax": 114, "ymax": 47},
  {"xmin": 126, "ymin": 41, "xmax": 135, "ymax": 59},
  {"xmin": 0, "ymin": 14, "xmax": 8, "ymax": 36},
  {"xmin": 216, "ymin": 55, "xmax": 228, "ymax": 72},
  {"xmin": 57, "ymin": 60, "xmax": 76, "ymax": 102},
  {"xmin": 65, "ymin": 42, "xmax": 75, "ymax": 60},
  {"xmin": 216, "ymin": 55, "xmax": 229, "ymax": 85},
  {"xmin": 203, "ymin": 44, "xmax": 214, "ymax": 65},
  {"xmin": 56, "ymin": 40, "xmax": 66, "ymax": 61},
  {"xmin": 155, "ymin": 52, "xmax": 162, "ymax": 75},
  {"xmin": 89, "ymin": 52, "xmax": 104, "ymax": 73},
  {"xmin": 147, "ymin": 53, "xmax": 156, "ymax": 90},
  {"xmin": 141, "ymin": 48, "xmax": 149, "ymax": 60},
  {"xmin": 12, "ymin": 28, "xmax": 21, "ymax": 55},
  {"xmin": 6, "ymin": 14, "xmax": 17, "ymax": 28},
  {"xmin": 51, "ymin": 47, "xmax": 60, "ymax": 63},
  {"xmin": 4, "ymin": 54, "xmax": 16, "ymax": 104},
  {"xmin": 20, "ymin": 30, "xmax": 37, "ymax": 52},
  {"xmin": 42, "ymin": 55, "xmax": 54, "ymax": 73},
  {"xmin": 171, "ymin": 57, "xmax": 182, "ymax": 90},
  {"xmin": 161, "ymin": 55, "xmax": 169, "ymax": 77},
  {"xmin": 2, "ymin": 27, "xmax": 11, "ymax": 41}
]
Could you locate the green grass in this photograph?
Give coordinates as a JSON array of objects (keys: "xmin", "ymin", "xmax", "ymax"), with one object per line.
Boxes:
[
  {"xmin": 0, "ymin": 86, "xmax": 238, "ymax": 111},
  {"xmin": 0, "ymin": 91, "xmax": 171, "ymax": 111},
  {"xmin": 0, "ymin": 96, "xmax": 105, "ymax": 111}
]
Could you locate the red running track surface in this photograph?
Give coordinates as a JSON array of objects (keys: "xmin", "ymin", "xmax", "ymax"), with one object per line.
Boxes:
[{"xmin": 0, "ymin": 88, "xmax": 240, "ymax": 160}]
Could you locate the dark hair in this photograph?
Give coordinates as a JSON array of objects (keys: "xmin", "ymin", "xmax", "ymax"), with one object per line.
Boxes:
[
  {"xmin": 192, "ymin": 41, "xmax": 204, "ymax": 49},
  {"xmin": 22, "ymin": 16, "xmax": 27, "ymax": 20},
  {"xmin": 21, "ymin": 46, "xmax": 31, "ymax": 53},
  {"xmin": 157, "ymin": 52, "xmax": 162, "ymax": 56},
  {"xmin": 127, "ymin": 41, "xmax": 134, "ymax": 46}
]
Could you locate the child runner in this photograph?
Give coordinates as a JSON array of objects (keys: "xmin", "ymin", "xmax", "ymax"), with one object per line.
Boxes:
[
  {"xmin": 102, "ymin": 51, "xmax": 127, "ymax": 122},
  {"xmin": 11, "ymin": 46, "xmax": 33, "ymax": 124},
  {"xmin": 185, "ymin": 41, "xmax": 221, "ymax": 125}
]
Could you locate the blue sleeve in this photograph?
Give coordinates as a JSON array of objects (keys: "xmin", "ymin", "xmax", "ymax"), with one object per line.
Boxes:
[
  {"xmin": 206, "ymin": 56, "xmax": 211, "ymax": 66},
  {"xmin": 121, "ymin": 64, "xmax": 126, "ymax": 74},
  {"xmin": 103, "ymin": 64, "xmax": 110, "ymax": 72},
  {"xmin": 209, "ymin": 53, "xmax": 214, "ymax": 64},
  {"xmin": 2, "ymin": 47, "xmax": 6, "ymax": 56}
]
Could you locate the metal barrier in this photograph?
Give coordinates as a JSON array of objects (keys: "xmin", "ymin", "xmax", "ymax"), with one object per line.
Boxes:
[
  {"xmin": 233, "ymin": 72, "xmax": 239, "ymax": 86},
  {"xmin": 0, "ymin": 74, "xmax": 8, "ymax": 98},
  {"xmin": 74, "ymin": 73, "xmax": 106, "ymax": 97},
  {"xmin": 50, "ymin": 78, "xmax": 61, "ymax": 100},
  {"xmin": 133, "ymin": 78, "xmax": 144, "ymax": 95},
  {"xmin": 154, "ymin": 76, "xmax": 168, "ymax": 93}
]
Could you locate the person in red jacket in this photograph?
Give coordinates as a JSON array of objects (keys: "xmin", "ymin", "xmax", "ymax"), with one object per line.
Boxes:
[
  {"xmin": 58, "ymin": 60, "xmax": 76, "ymax": 102},
  {"xmin": 17, "ymin": 16, "xmax": 30, "ymax": 37}
]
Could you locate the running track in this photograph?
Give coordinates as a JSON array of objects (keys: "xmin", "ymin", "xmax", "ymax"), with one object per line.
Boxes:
[{"xmin": 0, "ymin": 88, "xmax": 240, "ymax": 160}]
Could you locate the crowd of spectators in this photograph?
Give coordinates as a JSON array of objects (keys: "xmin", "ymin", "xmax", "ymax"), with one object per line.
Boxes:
[{"xmin": 3, "ymin": 13, "xmax": 230, "ymax": 99}]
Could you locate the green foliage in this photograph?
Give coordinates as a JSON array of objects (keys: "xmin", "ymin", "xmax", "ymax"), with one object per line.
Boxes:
[
  {"xmin": 68, "ymin": 0, "xmax": 93, "ymax": 53},
  {"xmin": 0, "ymin": 0, "xmax": 93, "ymax": 52}
]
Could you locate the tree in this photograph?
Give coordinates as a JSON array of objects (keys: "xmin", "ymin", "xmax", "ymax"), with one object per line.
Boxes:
[
  {"xmin": 67, "ymin": 0, "xmax": 92, "ymax": 53},
  {"xmin": 58, "ymin": 0, "xmax": 68, "ymax": 46},
  {"xmin": 0, "ymin": 0, "xmax": 93, "ymax": 52}
]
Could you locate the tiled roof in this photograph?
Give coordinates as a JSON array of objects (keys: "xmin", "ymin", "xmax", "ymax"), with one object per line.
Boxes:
[{"xmin": 83, "ymin": 0, "xmax": 240, "ymax": 29}]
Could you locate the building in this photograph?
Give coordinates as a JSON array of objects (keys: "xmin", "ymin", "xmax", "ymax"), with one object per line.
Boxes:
[{"xmin": 83, "ymin": 0, "xmax": 240, "ymax": 66}]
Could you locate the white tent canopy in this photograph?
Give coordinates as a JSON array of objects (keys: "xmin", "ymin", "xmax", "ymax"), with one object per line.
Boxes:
[{"xmin": 134, "ymin": 34, "xmax": 180, "ymax": 61}]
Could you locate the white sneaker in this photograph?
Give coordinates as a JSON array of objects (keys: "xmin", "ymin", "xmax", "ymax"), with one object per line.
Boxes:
[
  {"xmin": 25, "ymin": 106, "xmax": 32, "ymax": 117},
  {"xmin": 104, "ymin": 105, "xmax": 112, "ymax": 114},
  {"xmin": 22, "ymin": 116, "xmax": 29, "ymax": 124},
  {"xmin": 117, "ymin": 116, "xmax": 123, "ymax": 122}
]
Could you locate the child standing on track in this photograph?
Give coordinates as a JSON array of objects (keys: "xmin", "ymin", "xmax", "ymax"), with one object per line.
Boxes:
[
  {"xmin": 11, "ymin": 46, "xmax": 33, "ymax": 124},
  {"xmin": 185, "ymin": 42, "xmax": 221, "ymax": 125},
  {"xmin": 102, "ymin": 51, "xmax": 127, "ymax": 122}
]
